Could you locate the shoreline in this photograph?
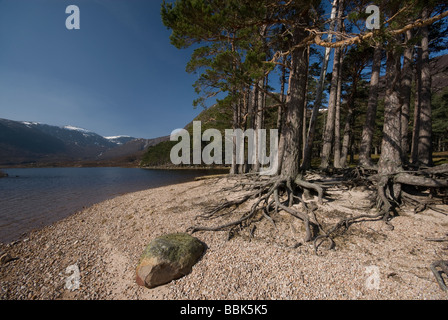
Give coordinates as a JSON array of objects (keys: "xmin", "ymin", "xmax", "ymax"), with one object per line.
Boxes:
[
  {"xmin": 1, "ymin": 177, "xmax": 447, "ymax": 300},
  {"xmin": 0, "ymin": 169, "xmax": 229, "ymax": 245},
  {"xmin": 141, "ymin": 165, "xmax": 230, "ymax": 171},
  {"xmin": 0, "ymin": 161, "xmax": 231, "ymax": 171}
]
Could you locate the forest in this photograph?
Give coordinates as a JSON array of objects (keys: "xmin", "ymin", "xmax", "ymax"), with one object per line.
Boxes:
[{"xmin": 157, "ymin": 0, "xmax": 448, "ymax": 252}]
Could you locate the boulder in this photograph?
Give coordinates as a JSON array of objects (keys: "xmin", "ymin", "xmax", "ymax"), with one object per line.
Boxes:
[{"xmin": 136, "ymin": 233, "xmax": 205, "ymax": 289}]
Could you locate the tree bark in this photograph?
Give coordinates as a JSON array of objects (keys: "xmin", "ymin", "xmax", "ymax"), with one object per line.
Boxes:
[
  {"xmin": 417, "ymin": 7, "xmax": 434, "ymax": 167},
  {"xmin": 333, "ymin": 57, "xmax": 343, "ymax": 168},
  {"xmin": 411, "ymin": 46, "xmax": 422, "ymax": 164},
  {"xmin": 302, "ymin": 48, "xmax": 310, "ymax": 160},
  {"xmin": 400, "ymin": 30, "xmax": 414, "ymax": 164},
  {"xmin": 340, "ymin": 88, "xmax": 355, "ymax": 168},
  {"xmin": 378, "ymin": 45, "xmax": 403, "ymax": 176},
  {"xmin": 359, "ymin": 45, "xmax": 382, "ymax": 167},
  {"xmin": 301, "ymin": 0, "xmax": 338, "ymax": 171},
  {"xmin": 278, "ymin": 56, "xmax": 287, "ymax": 131},
  {"xmin": 279, "ymin": 28, "xmax": 309, "ymax": 180},
  {"xmin": 253, "ymin": 77, "xmax": 265, "ymax": 173},
  {"xmin": 320, "ymin": 0, "xmax": 345, "ymax": 169}
]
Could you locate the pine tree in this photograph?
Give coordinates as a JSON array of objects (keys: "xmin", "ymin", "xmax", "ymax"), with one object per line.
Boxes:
[{"xmin": 161, "ymin": 0, "xmax": 448, "ymax": 247}]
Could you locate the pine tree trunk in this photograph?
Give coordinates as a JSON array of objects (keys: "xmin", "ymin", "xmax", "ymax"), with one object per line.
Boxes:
[
  {"xmin": 359, "ymin": 45, "xmax": 382, "ymax": 167},
  {"xmin": 320, "ymin": 46, "xmax": 342, "ymax": 169},
  {"xmin": 253, "ymin": 77, "xmax": 265, "ymax": 172},
  {"xmin": 333, "ymin": 62, "xmax": 343, "ymax": 168},
  {"xmin": 340, "ymin": 93, "xmax": 355, "ymax": 168},
  {"xmin": 378, "ymin": 46, "xmax": 403, "ymax": 175},
  {"xmin": 320, "ymin": 0, "xmax": 344, "ymax": 169},
  {"xmin": 230, "ymin": 101, "xmax": 238, "ymax": 174},
  {"xmin": 417, "ymin": 8, "xmax": 433, "ymax": 167},
  {"xmin": 400, "ymin": 30, "xmax": 414, "ymax": 164},
  {"xmin": 411, "ymin": 47, "xmax": 422, "ymax": 164},
  {"xmin": 278, "ymin": 58, "xmax": 287, "ymax": 131},
  {"xmin": 302, "ymin": 47, "xmax": 311, "ymax": 161},
  {"xmin": 279, "ymin": 29, "xmax": 309, "ymax": 180},
  {"xmin": 301, "ymin": 0, "xmax": 338, "ymax": 171}
]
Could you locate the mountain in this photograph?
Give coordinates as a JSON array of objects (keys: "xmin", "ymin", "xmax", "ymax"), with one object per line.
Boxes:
[
  {"xmin": 0, "ymin": 118, "xmax": 168, "ymax": 166},
  {"xmin": 104, "ymin": 135, "xmax": 136, "ymax": 146},
  {"xmin": 98, "ymin": 136, "xmax": 169, "ymax": 162}
]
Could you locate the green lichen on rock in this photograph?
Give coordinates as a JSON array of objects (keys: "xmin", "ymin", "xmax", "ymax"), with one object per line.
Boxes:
[
  {"xmin": 136, "ymin": 233, "xmax": 206, "ymax": 289},
  {"xmin": 143, "ymin": 233, "xmax": 204, "ymax": 266}
]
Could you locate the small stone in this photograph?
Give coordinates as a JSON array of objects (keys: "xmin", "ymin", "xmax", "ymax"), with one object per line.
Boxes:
[{"xmin": 0, "ymin": 252, "xmax": 16, "ymax": 265}]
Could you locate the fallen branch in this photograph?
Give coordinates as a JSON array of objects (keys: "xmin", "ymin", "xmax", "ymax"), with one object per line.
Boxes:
[{"xmin": 430, "ymin": 261, "xmax": 448, "ymax": 292}]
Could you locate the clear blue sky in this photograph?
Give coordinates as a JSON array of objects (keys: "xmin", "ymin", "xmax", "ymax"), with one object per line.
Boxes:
[
  {"xmin": 1, "ymin": 1, "xmax": 446, "ymax": 139},
  {"xmin": 0, "ymin": 0, "xmax": 201, "ymax": 139}
]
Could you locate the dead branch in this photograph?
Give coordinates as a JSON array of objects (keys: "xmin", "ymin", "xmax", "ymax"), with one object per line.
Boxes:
[{"xmin": 430, "ymin": 261, "xmax": 448, "ymax": 292}]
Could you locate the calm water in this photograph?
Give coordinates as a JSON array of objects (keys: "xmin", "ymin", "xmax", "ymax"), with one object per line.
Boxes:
[{"xmin": 0, "ymin": 167, "xmax": 227, "ymax": 243}]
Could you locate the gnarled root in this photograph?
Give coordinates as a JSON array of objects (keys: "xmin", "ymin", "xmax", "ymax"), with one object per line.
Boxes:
[
  {"xmin": 188, "ymin": 165, "xmax": 448, "ymax": 254},
  {"xmin": 187, "ymin": 174, "xmax": 324, "ymax": 243}
]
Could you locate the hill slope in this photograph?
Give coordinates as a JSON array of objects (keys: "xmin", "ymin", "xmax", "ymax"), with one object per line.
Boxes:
[{"xmin": 0, "ymin": 119, "xmax": 167, "ymax": 166}]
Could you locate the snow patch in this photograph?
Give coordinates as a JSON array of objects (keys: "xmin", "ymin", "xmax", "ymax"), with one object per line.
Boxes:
[
  {"xmin": 63, "ymin": 125, "xmax": 93, "ymax": 133},
  {"xmin": 105, "ymin": 136, "xmax": 131, "ymax": 140},
  {"xmin": 21, "ymin": 121, "xmax": 40, "ymax": 128}
]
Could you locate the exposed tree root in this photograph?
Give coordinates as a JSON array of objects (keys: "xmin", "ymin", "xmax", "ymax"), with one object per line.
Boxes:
[
  {"xmin": 188, "ymin": 174, "xmax": 323, "ymax": 243},
  {"xmin": 371, "ymin": 164, "xmax": 448, "ymax": 218},
  {"xmin": 188, "ymin": 164, "xmax": 448, "ymax": 255}
]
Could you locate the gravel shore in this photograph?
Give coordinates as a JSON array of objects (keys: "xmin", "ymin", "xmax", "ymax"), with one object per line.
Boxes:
[{"xmin": 1, "ymin": 176, "xmax": 447, "ymax": 300}]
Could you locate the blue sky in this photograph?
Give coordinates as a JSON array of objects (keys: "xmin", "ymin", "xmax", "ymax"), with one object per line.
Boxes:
[
  {"xmin": 1, "ymin": 1, "xmax": 446, "ymax": 139},
  {"xmin": 0, "ymin": 0, "xmax": 201, "ymax": 139}
]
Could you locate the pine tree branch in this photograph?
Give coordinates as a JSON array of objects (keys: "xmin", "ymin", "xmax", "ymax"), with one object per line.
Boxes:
[{"xmin": 313, "ymin": 10, "xmax": 448, "ymax": 49}]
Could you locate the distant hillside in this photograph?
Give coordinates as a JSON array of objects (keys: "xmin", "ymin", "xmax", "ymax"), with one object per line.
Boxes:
[
  {"xmin": 430, "ymin": 54, "xmax": 448, "ymax": 94},
  {"xmin": 378, "ymin": 53, "xmax": 448, "ymax": 99},
  {"xmin": 0, "ymin": 118, "xmax": 168, "ymax": 166},
  {"xmin": 140, "ymin": 102, "xmax": 233, "ymax": 167},
  {"xmin": 99, "ymin": 136, "xmax": 169, "ymax": 162},
  {"xmin": 140, "ymin": 97, "xmax": 281, "ymax": 167}
]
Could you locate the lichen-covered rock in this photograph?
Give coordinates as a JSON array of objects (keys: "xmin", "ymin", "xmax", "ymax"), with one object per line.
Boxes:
[{"xmin": 136, "ymin": 233, "xmax": 205, "ymax": 289}]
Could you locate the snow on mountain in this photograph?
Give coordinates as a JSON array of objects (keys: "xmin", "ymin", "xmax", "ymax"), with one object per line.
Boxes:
[
  {"xmin": 105, "ymin": 135, "xmax": 131, "ymax": 140},
  {"xmin": 21, "ymin": 121, "xmax": 41, "ymax": 128},
  {"xmin": 0, "ymin": 118, "xmax": 166, "ymax": 165},
  {"xmin": 63, "ymin": 125, "xmax": 94, "ymax": 134},
  {"xmin": 104, "ymin": 135, "xmax": 135, "ymax": 145}
]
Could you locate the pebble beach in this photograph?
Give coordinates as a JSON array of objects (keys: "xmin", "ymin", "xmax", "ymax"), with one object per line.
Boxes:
[{"xmin": 1, "ymin": 176, "xmax": 447, "ymax": 300}]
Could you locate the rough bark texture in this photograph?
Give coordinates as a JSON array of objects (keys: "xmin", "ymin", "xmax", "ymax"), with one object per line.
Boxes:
[
  {"xmin": 340, "ymin": 60, "xmax": 360, "ymax": 169},
  {"xmin": 359, "ymin": 45, "xmax": 382, "ymax": 167},
  {"xmin": 417, "ymin": 8, "xmax": 433, "ymax": 167},
  {"xmin": 301, "ymin": 0, "xmax": 338, "ymax": 171},
  {"xmin": 280, "ymin": 30, "xmax": 309, "ymax": 180},
  {"xmin": 411, "ymin": 47, "xmax": 422, "ymax": 164},
  {"xmin": 320, "ymin": 0, "xmax": 344, "ymax": 169},
  {"xmin": 400, "ymin": 30, "xmax": 414, "ymax": 164},
  {"xmin": 340, "ymin": 102, "xmax": 354, "ymax": 169},
  {"xmin": 333, "ymin": 53, "xmax": 343, "ymax": 168},
  {"xmin": 378, "ymin": 45, "xmax": 403, "ymax": 176}
]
